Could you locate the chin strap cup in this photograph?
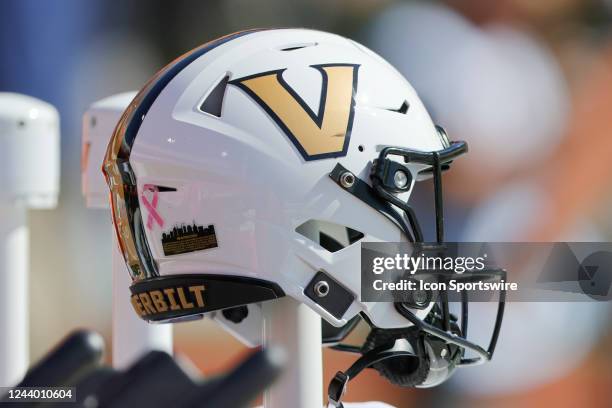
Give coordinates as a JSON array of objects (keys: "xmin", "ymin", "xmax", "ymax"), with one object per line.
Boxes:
[
  {"xmin": 327, "ymin": 345, "xmax": 416, "ymax": 407},
  {"xmin": 327, "ymin": 371, "xmax": 349, "ymax": 407}
]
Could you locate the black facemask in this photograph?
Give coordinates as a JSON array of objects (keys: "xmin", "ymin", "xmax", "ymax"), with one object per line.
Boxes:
[{"xmin": 326, "ymin": 135, "xmax": 506, "ymax": 407}]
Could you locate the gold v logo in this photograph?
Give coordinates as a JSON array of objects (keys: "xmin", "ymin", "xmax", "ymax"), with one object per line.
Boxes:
[{"xmin": 230, "ymin": 64, "xmax": 359, "ymax": 161}]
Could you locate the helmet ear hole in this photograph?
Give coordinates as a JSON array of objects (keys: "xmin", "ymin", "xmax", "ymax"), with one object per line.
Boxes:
[
  {"xmin": 319, "ymin": 232, "xmax": 344, "ymax": 253},
  {"xmin": 295, "ymin": 220, "xmax": 364, "ymax": 253}
]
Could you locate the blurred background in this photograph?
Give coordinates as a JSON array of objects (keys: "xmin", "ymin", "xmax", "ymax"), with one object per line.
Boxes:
[{"xmin": 1, "ymin": 0, "xmax": 611, "ymax": 406}]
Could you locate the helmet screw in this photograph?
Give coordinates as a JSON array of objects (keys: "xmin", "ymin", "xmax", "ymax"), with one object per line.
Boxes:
[
  {"xmin": 339, "ymin": 171, "xmax": 355, "ymax": 189},
  {"xmin": 404, "ymin": 288, "xmax": 431, "ymax": 309},
  {"xmin": 314, "ymin": 281, "xmax": 330, "ymax": 298},
  {"xmin": 393, "ymin": 170, "xmax": 409, "ymax": 189},
  {"xmin": 412, "ymin": 289, "xmax": 429, "ymax": 307}
]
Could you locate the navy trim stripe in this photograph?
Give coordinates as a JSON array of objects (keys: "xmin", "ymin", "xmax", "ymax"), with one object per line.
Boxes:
[{"xmin": 120, "ymin": 28, "xmax": 268, "ymax": 159}]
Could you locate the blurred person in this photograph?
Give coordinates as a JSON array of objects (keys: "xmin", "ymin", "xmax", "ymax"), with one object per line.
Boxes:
[
  {"xmin": 366, "ymin": 1, "xmax": 570, "ymax": 207},
  {"xmin": 457, "ymin": 180, "xmax": 609, "ymax": 406},
  {"xmin": 448, "ymin": 0, "xmax": 612, "ymax": 243},
  {"xmin": 526, "ymin": 48, "xmax": 612, "ymax": 242},
  {"xmin": 366, "ymin": 0, "xmax": 611, "ymax": 406}
]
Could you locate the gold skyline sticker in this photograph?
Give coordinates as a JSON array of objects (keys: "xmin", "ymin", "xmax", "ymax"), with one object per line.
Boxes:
[{"xmin": 162, "ymin": 223, "xmax": 218, "ymax": 256}]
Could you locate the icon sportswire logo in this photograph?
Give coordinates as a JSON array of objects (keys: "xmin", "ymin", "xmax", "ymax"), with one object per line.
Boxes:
[{"xmin": 230, "ymin": 64, "xmax": 360, "ymax": 161}]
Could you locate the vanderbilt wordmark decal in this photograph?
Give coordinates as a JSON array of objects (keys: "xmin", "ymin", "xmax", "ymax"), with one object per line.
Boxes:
[{"xmin": 229, "ymin": 64, "xmax": 360, "ymax": 161}]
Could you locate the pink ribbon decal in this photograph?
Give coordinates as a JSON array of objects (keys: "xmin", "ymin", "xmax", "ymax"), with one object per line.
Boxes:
[{"xmin": 141, "ymin": 185, "xmax": 164, "ymax": 230}]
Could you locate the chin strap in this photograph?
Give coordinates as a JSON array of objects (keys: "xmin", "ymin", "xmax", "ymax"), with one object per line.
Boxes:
[{"xmin": 327, "ymin": 346, "xmax": 416, "ymax": 407}]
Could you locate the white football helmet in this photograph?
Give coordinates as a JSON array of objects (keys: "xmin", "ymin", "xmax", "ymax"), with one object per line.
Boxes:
[{"xmin": 103, "ymin": 29, "xmax": 504, "ymax": 405}]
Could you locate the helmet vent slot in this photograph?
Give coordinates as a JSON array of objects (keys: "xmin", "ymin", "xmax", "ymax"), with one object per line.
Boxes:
[
  {"xmin": 397, "ymin": 101, "xmax": 409, "ymax": 114},
  {"xmin": 279, "ymin": 42, "xmax": 318, "ymax": 51},
  {"xmin": 296, "ymin": 220, "xmax": 364, "ymax": 253},
  {"xmin": 199, "ymin": 75, "xmax": 229, "ymax": 117},
  {"xmin": 385, "ymin": 100, "xmax": 409, "ymax": 114}
]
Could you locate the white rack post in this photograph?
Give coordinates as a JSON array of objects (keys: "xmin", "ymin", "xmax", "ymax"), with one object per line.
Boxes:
[
  {"xmin": 0, "ymin": 93, "xmax": 60, "ymax": 386},
  {"xmin": 262, "ymin": 297, "xmax": 324, "ymax": 408},
  {"xmin": 82, "ymin": 93, "xmax": 172, "ymax": 369},
  {"xmin": 0, "ymin": 206, "xmax": 28, "ymax": 387}
]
